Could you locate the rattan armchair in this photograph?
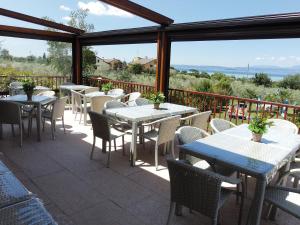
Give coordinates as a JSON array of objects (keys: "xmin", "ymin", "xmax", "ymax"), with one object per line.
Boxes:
[
  {"xmin": 91, "ymin": 96, "xmax": 114, "ymax": 113},
  {"xmin": 264, "ymin": 169, "xmax": 300, "ymax": 220},
  {"xmin": 42, "ymin": 97, "xmax": 67, "ymax": 140},
  {"xmin": 180, "ymin": 111, "xmax": 211, "ymax": 131},
  {"xmin": 0, "ymin": 101, "xmax": 23, "ymax": 147},
  {"xmin": 210, "ymin": 118, "xmax": 236, "ymax": 133},
  {"xmin": 134, "ymin": 97, "xmax": 150, "ymax": 106},
  {"xmin": 166, "ymin": 159, "xmax": 244, "ymax": 225},
  {"xmin": 123, "ymin": 92, "xmax": 141, "ymax": 106},
  {"xmin": 267, "ymin": 118, "xmax": 299, "ymax": 135},
  {"xmin": 141, "ymin": 115, "xmax": 181, "ymax": 170},
  {"xmin": 89, "ymin": 111, "xmax": 125, "ymax": 167}
]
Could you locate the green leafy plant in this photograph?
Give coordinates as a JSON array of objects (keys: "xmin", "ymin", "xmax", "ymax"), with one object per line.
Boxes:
[
  {"xmin": 149, "ymin": 92, "xmax": 165, "ymax": 104},
  {"xmin": 248, "ymin": 114, "xmax": 273, "ymax": 134},
  {"xmin": 22, "ymin": 79, "xmax": 36, "ymax": 93},
  {"xmin": 101, "ymin": 82, "xmax": 113, "ymax": 92}
]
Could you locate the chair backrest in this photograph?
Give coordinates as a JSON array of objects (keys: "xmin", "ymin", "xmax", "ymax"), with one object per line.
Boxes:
[
  {"xmin": 71, "ymin": 90, "xmax": 83, "ymax": 108},
  {"xmin": 37, "ymin": 91, "xmax": 55, "ymax": 97},
  {"xmin": 108, "ymin": 89, "xmax": 124, "ymax": 95},
  {"xmin": 210, "ymin": 118, "xmax": 235, "ymax": 133},
  {"xmin": 0, "ymin": 101, "xmax": 22, "ymax": 124},
  {"xmin": 167, "ymin": 159, "xmax": 222, "ymax": 219},
  {"xmin": 52, "ymin": 97, "xmax": 67, "ymax": 119},
  {"xmin": 157, "ymin": 115, "xmax": 181, "ymax": 145},
  {"xmin": 91, "ymin": 96, "xmax": 114, "ymax": 113},
  {"xmin": 9, "ymin": 81, "xmax": 22, "ymax": 88},
  {"xmin": 128, "ymin": 92, "xmax": 141, "ymax": 106},
  {"xmin": 176, "ymin": 126, "xmax": 209, "ymax": 145},
  {"xmin": 104, "ymin": 100, "xmax": 127, "ymax": 109},
  {"xmin": 88, "ymin": 111, "xmax": 111, "ymax": 141},
  {"xmin": 84, "ymin": 87, "xmax": 99, "ymax": 94},
  {"xmin": 186, "ymin": 111, "xmax": 211, "ymax": 130},
  {"xmin": 267, "ymin": 119, "xmax": 299, "ymax": 135},
  {"xmin": 134, "ymin": 98, "xmax": 150, "ymax": 106}
]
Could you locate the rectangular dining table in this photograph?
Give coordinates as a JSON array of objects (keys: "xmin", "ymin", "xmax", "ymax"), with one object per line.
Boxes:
[
  {"xmin": 105, "ymin": 103, "xmax": 198, "ymax": 166},
  {"xmin": 180, "ymin": 125, "xmax": 300, "ymax": 225},
  {"xmin": 2, "ymin": 95, "xmax": 56, "ymax": 141}
]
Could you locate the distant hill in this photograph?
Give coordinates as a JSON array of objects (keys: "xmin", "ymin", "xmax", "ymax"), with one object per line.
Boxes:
[{"xmin": 172, "ymin": 64, "xmax": 300, "ymax": 81}]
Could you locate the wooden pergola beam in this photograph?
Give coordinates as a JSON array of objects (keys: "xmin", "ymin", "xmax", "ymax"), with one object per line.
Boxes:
[
  {"xmin": 0, "ymin": 24, "xmax": 75, "ymax": 42},
  {"xmin": 98, "ymin": 0, "xmax": 174, "ymax": 25},
  {"xmin": 0, "ymin": 8, "xmax": 84, "ymax": 34}
]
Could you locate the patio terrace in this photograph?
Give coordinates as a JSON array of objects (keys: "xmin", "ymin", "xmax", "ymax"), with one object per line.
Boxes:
[{"xmin": 0, "ymin": 109, "xmax": 299, "ymax": 225}]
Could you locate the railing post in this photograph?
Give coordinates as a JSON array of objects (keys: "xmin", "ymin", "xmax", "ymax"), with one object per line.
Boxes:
[{"xmin": 156, "ymin": 31, "xmax": 171, "ymax": 99}]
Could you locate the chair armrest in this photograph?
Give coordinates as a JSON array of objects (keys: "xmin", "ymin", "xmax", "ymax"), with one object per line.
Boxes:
[
  {"xmin": 267, "ymin": 185, "xmax": 300, "ymax": 194},
  {"xmin": 276, "ymin": 169, "xmax": 300, "ymax": 185},
  {"xmin": 219, "ymin": 175, "xmax": 242, "ymax": 185}
]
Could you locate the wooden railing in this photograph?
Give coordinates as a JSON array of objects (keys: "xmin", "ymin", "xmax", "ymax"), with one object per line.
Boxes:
[
  {"xmin": 85, "ymin": 76, "xmax": 300, "ymax": 126},
  {"xmin": 0, "ymin": 75, "xmax": 70, "ymax": 91}
]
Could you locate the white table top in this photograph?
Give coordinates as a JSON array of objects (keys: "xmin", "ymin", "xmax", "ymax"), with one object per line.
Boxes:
[
  {"xmin": 3, "ymin": 95, "xmax": 56, "ymax": 105},
  {"xmin": 181, "ymin": 125, "xmax": 300, "ymax": 181},
  {"xmin": 60, "ymin": 85, "xmax": 91, "ymax": 91},
  {"xmin": 223, "ymin": 124, "xmax": 300, "ymax": 152},
  {"xmin": 105, "ymin": 103, "xmax": 197, "ymax": 122},
  {"xmin": 85, "ymin": 91, "xmax": 123, "ymax": 99}
]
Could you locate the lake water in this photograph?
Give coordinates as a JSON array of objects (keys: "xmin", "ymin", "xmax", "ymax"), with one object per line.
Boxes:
[{"xmin": 173, "ymin": 64, "xmax": 300, "ymax": 81}]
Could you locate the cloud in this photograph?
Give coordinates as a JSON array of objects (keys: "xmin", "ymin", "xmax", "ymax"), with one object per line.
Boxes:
[
  {"xmin": 255, "ymin": 57, "xmax": 263, "ymax": 60},
  {"xmin": 59, "ymin": 5, "xmax": 71, "ymax": 11},
  {"xmin": 78, "ymin": 1, "xmax": 134, "ymax": 18},
  {"xmin": 62, "ymin": 16, "xmax": 71, "ymax": 21},
  {"xmin": 278, "ymin": 56, "xmax": 286, "ymax": 61}
]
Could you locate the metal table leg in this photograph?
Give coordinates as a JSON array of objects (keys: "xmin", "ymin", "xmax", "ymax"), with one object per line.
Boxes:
[
  {"xmin": 130, "ymin": 121, "xmax": 138, "ymax": 166},
  {"xmin": 36, "ymin": 103, "xmax": 41, "ymax": 142}
]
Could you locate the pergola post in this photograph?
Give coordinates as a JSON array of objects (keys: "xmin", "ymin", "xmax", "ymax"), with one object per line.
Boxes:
[
  {"xmin": 156, "ymin": 31, "xmax": 171, "ymax": 98},
  {"xmin": 72, "ymin": 37, "xmax": 82, "ymax": 84}
]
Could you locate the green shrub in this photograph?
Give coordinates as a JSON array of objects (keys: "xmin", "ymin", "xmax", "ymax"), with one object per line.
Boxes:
[
  {"xmin": 252, "ymin": 73, "xmax": 272, "ymax": 87},
  {"xmin": 278, "ymin": 74, "xmax": 300, "ymax": 90}
]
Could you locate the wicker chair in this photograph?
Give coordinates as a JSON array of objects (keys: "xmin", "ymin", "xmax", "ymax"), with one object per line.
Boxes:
[
  {"xmin": 91, "ymin": 96, "xmax": 114, "ymax": 113},
  {"xmin": 42, "ymin": 97, "xmax": 68, "ymax": 140},
  {"xmin": 166, "ymin": 159, "xmax": 244, "ymax": 225},
  {"xmin": 210, "ymin": 118, "xmax": 236, "ymax": 133},
  {"xmin": 0, "ymin": 101, "xmax": 23, "ymax": 147},
  {"xmin": 141, "ymin": 115, "xmax": 181, "ymax": 170},
  {"xmin": 267, "ymin": 118, "xmax": 298, "ymax": 135},
  {"xmin": 71, "ymin": 90, "xmax": 87, "ymax": 123},
  {"xmin": 180, "ymin": 111, "xmax": 211, "ymax": 130},
  {"xmin": 176, "ymin": 126, "xmax": 210, "ymax": 167},
  {"xmin": 89, "ymin": 111, "xmax": 125, "ymax": 167},
  {"xmin": 124, "ymin": 92, "xmax": 141, "ymax": 106},
  {"xmin": 264, "ymin": 169, "xmax": 300, "ymax": 221},
  {"xmin": 134, "ymin": 98, "xmax": 150, "ymax": 106},
  {"xmin": 104, "ymin": 100, "xmax": 131, "ymax": 133}
]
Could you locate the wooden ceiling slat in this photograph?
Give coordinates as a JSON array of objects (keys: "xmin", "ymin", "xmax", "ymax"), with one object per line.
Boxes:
[
  {"xmin": 0, "ymin": 8, "xmax": 84, "ymax": 34},
  {"xmin": 99, "ymin": 0, "xmax": 173, "ymax": 25},
  {"xmin": 0, "ymin": 24, "xmax": 74, "ymax": 42}
]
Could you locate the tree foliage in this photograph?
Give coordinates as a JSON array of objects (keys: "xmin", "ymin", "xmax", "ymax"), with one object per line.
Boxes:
[
  {"xmin": 46, "ymin": 9, "xmax": 96, "ymax": 76},
  {"xmin": 252, "ymin": 73, "xmax": 272, "ymax": 87},
  {"xmin": 129, "ymin": 63, "xmax": 143, "ymax": 74},
  {"xmin": 278, "ymin": 74, "xmax": 300, "ymax": 90}
]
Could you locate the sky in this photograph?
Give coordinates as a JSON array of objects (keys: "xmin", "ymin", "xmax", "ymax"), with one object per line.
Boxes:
[{"xmin": 1, "ymin": 0, "xmax": 300, "ymax": 67}]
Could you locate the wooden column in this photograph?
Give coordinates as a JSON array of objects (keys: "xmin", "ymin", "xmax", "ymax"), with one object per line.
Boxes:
[
  {"xmin": 155, "ymin": 31, "xmax": 171, "ymax": 98},
  {"xmin": 72, "ymin": 37, "xmax": 82, "ymax": 84}
]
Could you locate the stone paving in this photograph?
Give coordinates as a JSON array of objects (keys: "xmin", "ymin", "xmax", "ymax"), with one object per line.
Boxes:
[{"xmin": 0, "ymin": 110, "xmax": 298, "ymax": 225}]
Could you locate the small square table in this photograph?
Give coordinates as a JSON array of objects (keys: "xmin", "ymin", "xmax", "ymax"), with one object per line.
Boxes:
[
  {"xmin": 105, "ymin": 103, "xmax": 198, "ymax": 166},
  {"xmin": 3, "ymin": 95, "xmax": 56, "ymax": 141}
]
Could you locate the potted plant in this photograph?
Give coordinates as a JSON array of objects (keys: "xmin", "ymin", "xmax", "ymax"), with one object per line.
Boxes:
[
  {"xmin": 22, "ymin": 79, "xmax": 36, "ymax": 101},
  {"xmin": 248, "ymin": 114, "xmax": 273, "ymax": 142},
  {"xmin": 149, "ymin": 92, "xmax": 165, "ymax": 109},
  {"xmin": 101, "ymin": 82, "xmax": 113, "ymax": 95}
]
